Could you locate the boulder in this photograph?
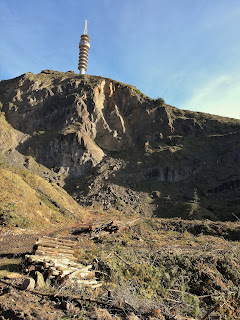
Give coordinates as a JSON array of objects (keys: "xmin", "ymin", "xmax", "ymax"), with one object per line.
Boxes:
[
  {"xmin": 35, "ymin": 271, "xmax": 45, "ymax": 288},
  {"xmin": 21, "ymin": 278, "xmax": 35, "ymax": 291}
]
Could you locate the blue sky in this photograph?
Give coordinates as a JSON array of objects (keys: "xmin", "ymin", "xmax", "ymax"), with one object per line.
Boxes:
[{"xmin": 0, "ymin": 0, "xmax": 240, "ymax": 119}]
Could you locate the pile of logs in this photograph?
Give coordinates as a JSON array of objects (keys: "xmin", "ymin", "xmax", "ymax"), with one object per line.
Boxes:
[
  {"xmin": 90, "ymin": 221, "xmax": 120, "ymax": 238},
  {"xmin": 22, "ymin": 236, "xmax": 101, "ymax": 288}
]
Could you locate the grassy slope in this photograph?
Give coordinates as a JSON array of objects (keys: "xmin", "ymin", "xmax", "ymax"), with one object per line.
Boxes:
[{"xmin": 0, "ymin": 167, "xmax": 86, "ymax": 228}]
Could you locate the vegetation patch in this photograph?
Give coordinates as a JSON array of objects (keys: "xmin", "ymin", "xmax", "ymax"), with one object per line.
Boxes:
[
  {"xmin": 71, "ymin": 218, "xmax": 240, "ymax": 319},
  {"xmin": 155, "ymin": 97, "xmax": 165, "ymax": 106}
]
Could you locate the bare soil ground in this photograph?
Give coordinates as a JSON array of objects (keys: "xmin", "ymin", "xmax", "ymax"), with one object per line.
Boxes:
[{"xmin": 0, "ymin": 283, "xmax": 69, "ymax": 320}]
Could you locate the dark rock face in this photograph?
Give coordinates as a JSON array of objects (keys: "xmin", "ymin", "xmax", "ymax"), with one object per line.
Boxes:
[{"xmin": 1, "ymin": 70, "xmax": 240, "ymax": 220}]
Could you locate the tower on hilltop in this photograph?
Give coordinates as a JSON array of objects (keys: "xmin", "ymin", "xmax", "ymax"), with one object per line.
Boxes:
[{"xmin": 78, "ymin": 20, "xmax": 90, "ymax": 75}]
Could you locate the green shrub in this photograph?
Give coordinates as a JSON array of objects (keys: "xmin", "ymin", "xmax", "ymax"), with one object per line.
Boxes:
[
  {"xmin": 156, "ymin": 97, "xmax": 165, "ymax": 106},
  {"xmin": 134, "ymin": 88, "xmax": 143, "ymax": 96}
]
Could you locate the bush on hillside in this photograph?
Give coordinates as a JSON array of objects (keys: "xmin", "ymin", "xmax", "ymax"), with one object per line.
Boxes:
[{"xmin": 156, "ymin": 97, "xmax": 165, "ymax": 106}]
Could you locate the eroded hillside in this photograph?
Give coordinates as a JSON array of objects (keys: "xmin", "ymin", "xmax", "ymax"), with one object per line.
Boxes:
[
  {"xmin": 0, "ymin": 70, "xmax": 240, "ymax": 320},
  {"xmin": 0, "ymin": 70, "xmax": 240, "ymax": 221}
]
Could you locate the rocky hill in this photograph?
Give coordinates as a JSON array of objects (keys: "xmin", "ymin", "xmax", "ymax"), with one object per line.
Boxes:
[
  {"xmin": 0, "ymin": 70, "xmax": 240, "ymax": 224},
  {"xmin": 0, "ymin": 70, "xmax": 240, "ymax": 319}
]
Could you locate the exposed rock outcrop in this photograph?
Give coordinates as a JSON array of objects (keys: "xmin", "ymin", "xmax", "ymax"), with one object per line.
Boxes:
[{"xmin": 1, "ymin": 70, "xmax": 240, "ymax": 220}]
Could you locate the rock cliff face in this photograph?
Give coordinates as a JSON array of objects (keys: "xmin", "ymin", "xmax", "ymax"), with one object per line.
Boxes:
[{"xmin": 1, "ymin": 70, "xmax": 240, "ymax": 221}]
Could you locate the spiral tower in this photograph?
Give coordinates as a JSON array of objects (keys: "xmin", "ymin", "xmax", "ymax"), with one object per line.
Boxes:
[{"xmin": 78, "ymin": 20, "xmax": 90, "ymax": 75}]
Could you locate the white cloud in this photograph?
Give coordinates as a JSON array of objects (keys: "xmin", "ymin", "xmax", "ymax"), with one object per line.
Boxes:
[{"xmin": 184, "ymin": 74, "xmax": 240, "ymax": 119}]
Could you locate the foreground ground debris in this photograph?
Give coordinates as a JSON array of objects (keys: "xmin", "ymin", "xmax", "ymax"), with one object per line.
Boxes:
[
  {"xmin": 0, "ymin": 217, "xmax": 240, "ymax": 319},
  {"xmin": 22, "ymin": 236, "xmax": 102, "ymax": 288}
]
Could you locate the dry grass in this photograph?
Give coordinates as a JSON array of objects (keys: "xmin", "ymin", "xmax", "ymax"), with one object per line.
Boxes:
[
  {"xmin": 90, "ymin": 307, "xmax": 114, "ymax": 320},
  {"xmin": 0, "ymin": 167, "xmax": 87, "ymax": 228},
  {"xmin": 0, "ymin": 257, "xmax": 22, "ymax": 278}
]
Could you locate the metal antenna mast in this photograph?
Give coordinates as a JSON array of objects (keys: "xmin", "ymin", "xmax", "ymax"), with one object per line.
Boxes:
[
  {"xmin": 84, "ymin": 20, "xmax": 88, "ymax": 35},
  {"xmin": 78, "ymin": 20, "xmax": 90, "ymax": 74}
]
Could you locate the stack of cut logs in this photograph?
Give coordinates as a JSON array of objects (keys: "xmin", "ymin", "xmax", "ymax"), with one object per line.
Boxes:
[
  {"xmin": 22, "ymin": 236, "xmax": 101, "ymax": 288},
  {"xmin": 90, "ymin": 221, "xmax": 120, "ymax": 238}
]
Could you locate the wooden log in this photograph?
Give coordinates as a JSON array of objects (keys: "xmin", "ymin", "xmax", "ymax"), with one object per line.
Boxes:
[
  {"xmin": 35, "ymin": 250, "xmax": 78, "ymax": 260},
  {"xmin": 64, "ymin": 262, "xmax": 85, "ymax": 268},
  {"xmin": 36, "ymin": 243, "xmax": 73, "ymax": 250},
  {"xmin": 51, "ymin": 270, "xmax": 61, "ymax": 276},
  {"xmin": 38, "ymin": 237, "xmax": 76, "ymax": 244},
  {"xmin": 27, "ymin": 255, "xmax": 72, "ymax": 265},
  {"xmin": 70, "ymin": 279, "xmax": 99, "ymax": 285},
  {"xmin": 41, "ymin": 235, "xmax": 76, "ymax": 242},
  {"xmin": 87, "ymin": 283, "xmax": 102, "ymax": 288},
  {"xmin": 61, "ymin": 270, "xmax": 73, "ymax": 276},
  {"xmin": 35, "ymin": 255, "xmax": 77, "ymax": 263},
  {"xmin": 48, "ymin": 259, "xmax": 79, "ymax": 267},
  {"xmin": 67, "ymin": 265, "xmax": 93, "ymax": 279},
  {"xmin": 50, "ymin": 267, "xmax": 68, "ymax": 276},
  {"xmin": 35, "ymin": 248, "xmax": 75, "ymax": 256},
  {"xmin": 80, "ymin": 271, "xmax": 95, "ymax": 279},
  {"xmin": 55, "ymin": 265, "xmax": 78, "ymax": 272},
  {"xmin": 71, "ymin": 271, "xmax": 96, "ymax": 279},
  {"xmin": 68, "ymin": 270, "xmax": 92, "ymax": 278},
  {"xmin": 41, "ymin": 236, "xmax": 77, "ymax": 245},
  {"xmin": 36, "ymin": 246, "xmax": 75, "ymax": 255},
  {"xmin": 56, "ymin": 268, "xmax": 77, "ymax": 275},
  {"xmin": 37, "ymin": 240, "xmax": 76, "ymax": 249},
  {"xmin": 43, "ymin": 262, "xmax": 53, "ymax": 268},
  {"xmin": 25, "ymin": 255, "xmax": 86, "ymax": 279},
  {"xmin": 67, "ymin": 279, "xmax": 102, "ymax": 288},
  {"xmin": 48, "ymin": 266, "xmax": 78, "ymax": 277},
  {"xmin": 36, "ymin": 245, "xmax": 75, "ymax": 253}
]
